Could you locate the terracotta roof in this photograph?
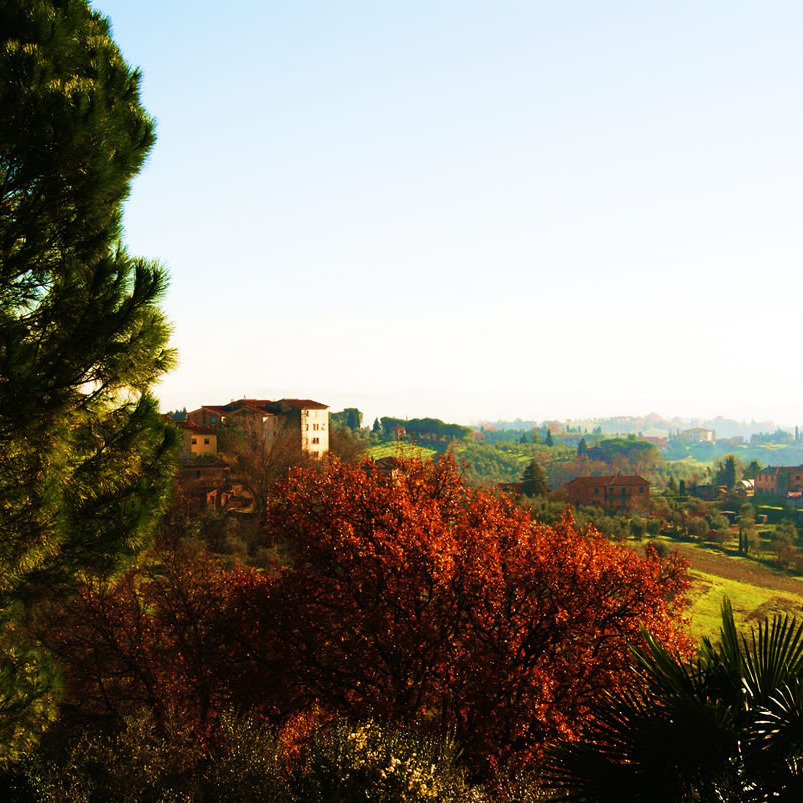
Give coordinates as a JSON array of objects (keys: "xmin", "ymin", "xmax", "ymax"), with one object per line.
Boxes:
[
  {"xmin": 227, "ymin": 404, "xmax": 272, "ymax": 415},
  {"xmin": 196, "ymin": 398, "xmax": 329, "ymax": 415},
  {"xmin": 567, "ymin": 475, "xmax": 649, "ymax": 487},
  {"xmin": 174, "ymin": 420, "xmax": 217, "ymax": 434},
  {"xmin": 224, "ymin": 399, "xmax": 274, "ymax": 410},
  {"xmin": 188, "ymin": 425, "xmax": 217, "ymax": 435},
  {"xmin": 757, "ymin": 465, "xmax": 803, "ymax": 476},
  {"xmin": 274, "ymin": 398, "xmax": 329, "ymax": 410}
]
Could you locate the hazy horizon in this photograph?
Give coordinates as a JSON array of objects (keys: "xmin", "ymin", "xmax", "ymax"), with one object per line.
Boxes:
[
  {"xmin": 93, "ymin": 0, "xmax": 803, "ymax": 429},
  {"xmin": 160, "ymin": 384, "xmax": 795, "ymax": 433}
]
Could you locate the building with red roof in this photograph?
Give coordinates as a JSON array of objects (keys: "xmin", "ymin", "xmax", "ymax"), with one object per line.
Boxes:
[
  {"xmin": 566, "ymin": 475, "xmax": 650, "ymax": 512},
  {"xmin": 188, "ymin": 397, "xmax": 329, "ymax": 459}
]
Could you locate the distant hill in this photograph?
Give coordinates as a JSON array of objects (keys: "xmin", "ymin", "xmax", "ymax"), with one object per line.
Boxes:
[{"xmin": 475, "ymin": 413, "xmax": 789, "ymax": 440}]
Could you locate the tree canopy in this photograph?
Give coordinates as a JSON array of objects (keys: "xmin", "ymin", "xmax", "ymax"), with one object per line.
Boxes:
[
  {"xmin": 45, "ymin": 456, "xmax": 692, "ymax": 778},
  {"xmin": 0, "ymin": 0, "xmax": 176, "ymax": 760},
  {"xmin": 330, "ymin": 408, "xmax": 363, "ymax": 430},
  {"xmin": 379, "ymin": 416, "xmax": 471, "ymax": 441},
  {"xmin": 714, "ymin": 454, "xmax": 742, "ymax": 488},
  {"xmin": 521, "ymin": 458, "xmax": 549, "ymax": 497}
]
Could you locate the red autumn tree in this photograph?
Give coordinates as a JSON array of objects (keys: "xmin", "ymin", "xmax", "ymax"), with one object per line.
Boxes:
[
  {"xmin": 39, "ymin": 551, "xmax": 269, "ymax": 738},
  {"xmin": 252, "ymin": 455, "xmax": 692, "ymax": 773},
  {"xmin": 42, "ymin": 455, "xmax": 691, "ymax": 777}
]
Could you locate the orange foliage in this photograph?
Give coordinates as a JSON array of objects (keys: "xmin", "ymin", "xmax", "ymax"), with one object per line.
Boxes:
[{"xmin": 42, "ymin": 455, "xmax": 691, "ymax": 776}]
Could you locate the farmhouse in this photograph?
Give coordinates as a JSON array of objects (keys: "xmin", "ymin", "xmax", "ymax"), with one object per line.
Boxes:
[
  {"xmin": 755, "ymin": 465, "xmax": 803, "ymax": 496},
  {"xmin": 566, "ymin": 475, "xmax": 650, "ymax": 512}
]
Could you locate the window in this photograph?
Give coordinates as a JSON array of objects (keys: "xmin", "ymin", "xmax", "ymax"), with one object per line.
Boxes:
[
  {"xmin": 305, "ymin": 424, "xmax": 309, "ymax": 431},
  {"xmin": 191, "ymin": 438, "xmax": 197, "ymax": 445},
  {"xmin": 204, "ymin": 438, "xmax": 210, "ymax": 445},
  {"xmin": 313, "ymin": 423, "xmax": 319, "ymax": 431},
  {"xmin": 312, "ymin": 437, "xmax": 320, "ymax": 444},
  {"xmin": 639, "ymin": 486, "xmax": 644, "ymax": 493},
  {"xmin": 622, "ymin": 488, "xmax": 626, "ymax": 497},
  {"xmin": 594, "ymin": 488, "xmax": 599, "ymax": 495},
  {"xmin": 211, "ymin": 416, "xmax": 216, "ymax": 424},
  {"xmin": 195, "ymin": 470, "xmax": 201, "ymax": 479}
]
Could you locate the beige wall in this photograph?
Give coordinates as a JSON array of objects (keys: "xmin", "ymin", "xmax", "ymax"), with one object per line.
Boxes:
[
  {"xmin": 301, "ymin": 408, "xmax": 329, "ymax": 458},
  {"xmin": 178, "ymin": 426, "xmax": 218, "ymax": 458}
]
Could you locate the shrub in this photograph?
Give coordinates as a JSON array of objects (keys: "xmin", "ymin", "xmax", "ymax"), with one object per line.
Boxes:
[{"xmin": 290, "ymin": 719, "xmax": 479, "ymax": 801}]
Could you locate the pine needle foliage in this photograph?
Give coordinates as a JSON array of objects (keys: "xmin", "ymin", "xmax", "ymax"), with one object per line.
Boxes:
[{"xmin": 0, "ymin": 0, "xmax": 177, "ymax": 760}]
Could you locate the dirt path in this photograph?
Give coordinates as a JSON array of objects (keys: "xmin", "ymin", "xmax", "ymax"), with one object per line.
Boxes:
[{"xmin": 668, "ymin": 542, "xmax": 803, "ymax": 595}]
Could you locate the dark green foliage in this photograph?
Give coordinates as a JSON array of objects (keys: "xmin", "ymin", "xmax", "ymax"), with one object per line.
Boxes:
[
  {"xmin": 752, "ymin": 429, "xmax": 794, "ymax": 445},
  {"xmin": 521, "ymin": 459, "xmax": 549, "ymax": 497},
  {"xmin": 545, "ymin": 430, "xmax": 554, "ymax": 447},
  {"xmin": 380, "ymin": 416, "xmax": 406, "ymax": 437},
  {"xmin": 330, "ymin": 408, "xmax": 363, "ymax": 431},
  {"xmin": 744, "ymin": 459, "xmax": 763, "ymax": 480},
  {"xmin": 379, "ymin": 416, "xmax": 471, "ymax": 441},
  {"xmin": 328, "ymin": 425, "xmax": 369, "ymax": 464},
  {"xmin": 1, "ymin": 0, "xmax": 176, "ymax": 599},
  {"xmin": 0, "ymin": 642, "xmax": 61, "ymax": 771},
  {"xmin": 577, "ymin": 437, "xmax": 588, "ymax": 457},
  {"xmin": 403, "ymin": 417, "xmax": 472, "ymax": 441},
  {"xmin": 738, "ymin": 516, "xmax": 758, "ymax": 556},
  {"xmin": 0, "ymin": 0, "xmax": 176, "ymax": 759},
  {"xmin": 714, "ymin": 454, "xmax": 741, "ymax": 488},
  {"xmin": 587, "ymin": 438, "xmax": 658, "ymax": 470},
  {"xmin": 546, "ymin": 600, "xmax": 803, "ymax": 801},
  {"xmin": 454, "ymin": 442, "xmax": 526, "ymax": 485}
]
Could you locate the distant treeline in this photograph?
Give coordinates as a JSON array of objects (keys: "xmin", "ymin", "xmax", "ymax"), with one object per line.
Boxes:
[{"xmin": 380, "ymin": 416, "xmax": 472, "ymax": 441}]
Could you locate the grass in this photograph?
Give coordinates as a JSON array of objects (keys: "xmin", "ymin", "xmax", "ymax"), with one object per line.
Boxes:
[
  {"xmin": 366, "ymin": 442, "xmax": 438, "ymax": 461},
  {"xmin": 665, "ymin": 456, "xmax": 713, "ymax": 468},
  {"xmin": 686, "ymin": 569, "xmax": 803, "ymax": 642}
]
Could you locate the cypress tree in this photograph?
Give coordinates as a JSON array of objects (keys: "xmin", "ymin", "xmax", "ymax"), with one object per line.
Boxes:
[{"xmin": 0, "ymin": 0, "xmax": 177, "ymax": 759}]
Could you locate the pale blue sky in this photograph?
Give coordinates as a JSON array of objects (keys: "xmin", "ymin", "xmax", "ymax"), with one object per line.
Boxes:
[{"xmin": 93, "ymin": 1, "xmax": 803, "ymax": 426}]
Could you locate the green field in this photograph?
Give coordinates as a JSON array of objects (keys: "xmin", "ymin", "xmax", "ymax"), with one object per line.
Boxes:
[
  {"xmin": 366, "ymin": 442, "xmax": 438, "ymax": 461},
  {"xmin": 687, "ymin": 569, "xmax": 803, "ymax": 642}
]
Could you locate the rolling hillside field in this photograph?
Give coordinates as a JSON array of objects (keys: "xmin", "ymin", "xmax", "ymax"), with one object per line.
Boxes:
[
  {"xmin": 665, "ymin": 540, "xmax": 803, "ymax": 641},
  {"xmin": 366, "ymin": 442, "xmax": 438, "ymax": 461}
]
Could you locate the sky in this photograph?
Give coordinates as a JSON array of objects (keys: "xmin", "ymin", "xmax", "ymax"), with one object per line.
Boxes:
[{"xmin": 92, "ymin": 0, "xmax": 803, "ymax": 427}]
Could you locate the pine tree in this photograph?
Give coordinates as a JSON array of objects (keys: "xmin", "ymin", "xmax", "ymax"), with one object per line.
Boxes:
[
  {"xmin": 545, "ymin": 430, "xmax": 554, "ymax": 447},
  {"xmin": 577, "ymin": 437, "xmax": 588, "ymax": 458},
  {"xmin": 0, "ymin": 0, "xmax": 177, "ymax": 760},
  {"xmin": 521, "ymin": 459, "xmax": 549, "ymax": 497}
]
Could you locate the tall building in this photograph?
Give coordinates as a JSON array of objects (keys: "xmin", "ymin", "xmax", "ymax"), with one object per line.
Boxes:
[{"xmin": 188, "ymin": 397, "xmax": 329, "ymax": 459}]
